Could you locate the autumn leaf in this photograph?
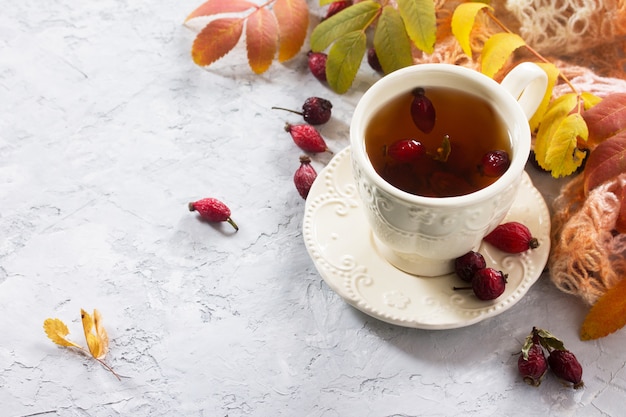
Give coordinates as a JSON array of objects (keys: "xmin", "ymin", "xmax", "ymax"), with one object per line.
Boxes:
[
  {"xmin": 185, "ymin": 0, "xmax": 255, "ymax": 22},
  {"xmin": 583, "ymin": 93, "xmax": 626, "ymax": 149},
  {"xmin": 583, "ymin": 133, "xmax": 626, "ymax": 194},
  {"xmin": 326, "ymin": 30, "xmax": 367, "ymax": 94},
  {"xmin": 43, "ymin": 318, "xmax": 82, "ymax": 349},
  {"xmin": 310, "ymin": 0, "xmax": 380, "ymax": 52},
  {"xmin": 450, "ymin": 2, "xmax": 493, "ymax": 57},
  {"xmin": 246, "ymin": 7, "xmax": 278, "ymax": 73},
  {"xmin": 273, "ymin": 0, "xmax": 309, "ymax": 62},
  {"xmin": 373, "ymin": 5, "xmax": 413, "ymax": 74},
  {"xmin": 580, "ymin": 277, "xmax": 626, "ymax": 340},
  {"xmin": 542, "ymin": 112, "xmax": 589, "ymax": 177},
  {"xmin": 396, "ymin": 0, "xmax": 436, "ymax": 54},
  {"xmin": 481, "ymin": 32, "xmax": 526, "ymax": 78},
  {"xmin": 81, "ymin": 309, "xmax": 109, "ymax": 359},
  {"xmin": 191, "ymin": 18, "xmax": 245, "ymax": 66},
  {"xmin": 534, "ymin": 93, "xmax": 579, "ymax": 171}
]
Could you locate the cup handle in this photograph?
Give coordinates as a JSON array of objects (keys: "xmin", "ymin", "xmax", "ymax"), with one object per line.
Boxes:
[{"xmin": 500, "ymin": 62, "xmax": 548, "ymax": 120}]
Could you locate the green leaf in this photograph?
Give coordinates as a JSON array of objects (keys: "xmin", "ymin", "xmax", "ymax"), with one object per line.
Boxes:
[
  {"xmin": 481, "ymin": 32, "xmax": 526, "ymax": 78},
  {"xmin": 396, "ymin": 0, "xmax": 436, "ymax": 54},
  {"xmin": 451, "ymin": 2, "xmax": 493, "ymax": 57},
  {"xmin": 535, "ymin": 328, "xmax": 566, "ymax": 351},
  {"xmin": 373, "ymin": 5, "xmax": 413, "ymax": 74},
  {"xmin": 326, "ymin": 31, "xmax": 367, "ymax": 94},
  {"xmin": 310, "ymin": 0, "xmax": 380, "ymax": 52},
  {"xmin": 543, "ymin": 112, "xmax": 589, "ymax": 177}
]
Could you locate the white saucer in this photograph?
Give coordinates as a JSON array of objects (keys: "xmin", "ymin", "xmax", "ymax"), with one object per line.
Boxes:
[{"xmin": 303, "ymin": 147, "xmax": 551, "ymax": 329}]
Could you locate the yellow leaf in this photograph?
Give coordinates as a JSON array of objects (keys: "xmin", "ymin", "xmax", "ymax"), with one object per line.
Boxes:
[
  {"xmin": 396, "ymin": 0, "xmax": 436, "ymax": 54},
  {"xmin": 246, "ymin": 7, "xmax": 278, "ymax": 74},
  {"xmin": 81, "ymin": 309, "xmax": 109, "ymax": 359},
  {"xmin": 534, "ymin": 93, "xmax": 579, "ymax": 170},
  {"xmin": 581, "ymin": 92, "xmax": 603, "ymax": 110},
  {"xmin": 191, "ymin": 18, "xmax": 244, "ymax": 67},
  {"xmin": 43, "ymin": 318, "xmax": 81, "ymax": 348},
  {"xmin": 451, "ymin": 2, "xmax": 493, "ymax": 57},
  {"xmin": 274, "ymin": 0, "xmax": 309, "ymax": 62},
  {"xmin": 481, "ymin": 32, "xmax": 526, "ymax": 78},
  {"xmin": 529, "ymin": 62, "xmax": 560, "ymax": 132},
  {"xmin": 373, "ymin": 5, "xmax": 413, "ymax": 74},
  {"xmin": 326, "ymin": 30, "xmax": 367, "ymax": 94},
  {"xmin": 581, "ymin": 278, "xmax": 626, "ymax": 340},
  {"xmin": 544, "ymin": 112, "xmax": 589, "ymax": 177}
]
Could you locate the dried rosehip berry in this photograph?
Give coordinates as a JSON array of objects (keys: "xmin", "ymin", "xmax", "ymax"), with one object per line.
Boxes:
[
  {"xmin": 548, "ymin": 349, "xmax": 584, "ymax": 389},
  {"xmin": 367, "ymin": 47, "xmax": 383, "ymax": 73},
  {"xmin": 471, "ymin": 267, "xmax": 507, "ymax": 300},
  {"xmin": 323, "ymin": 0, "xmax": 352, "ymax": 20},
  {"xmin": 518, "ymin": 341, "xmax": 548, "ymax": 387},
  {"xmin": 410, "ymin": 87, "xmax": 436, "ymax": 134},
  {"xmin": 189, "ymin": 198, "xmax": 238, "ymax": 231},
  {"xmin": 284, "ymin": 123, "xmax": 328, "ymax": 153},
  {"xmin": 294, "ymin": 155, "xmax": 317, "ymax": 199},
  {"xmin": 272, "ymin": 97, "xmax": 332, "ymax": 125},
  {"xmin": 386, "ymin": 139, "xmax": 425, "ymax": 163},
  {"xmin": 307, "ymin": 51, "xmax": 327, "ymax": 82},
  {"xmin": 484, "ymin": 221, "xmax": 540, "ymax": 253},
  {"xmin": 479, "ymin": 150, "xmax": 510, "ymax": 177},
  {"xmin": 454, "ymin": 251, "xmax": 486, "ymax": 283}
]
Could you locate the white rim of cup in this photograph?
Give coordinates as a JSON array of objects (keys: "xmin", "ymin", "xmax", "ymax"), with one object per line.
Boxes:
[{"xmin": 350, "ymin": 63, "xmax": 531, "ymax": 208}]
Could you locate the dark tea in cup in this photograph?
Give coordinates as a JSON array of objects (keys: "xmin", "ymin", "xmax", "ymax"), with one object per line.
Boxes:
[{"xmin": 365, "ymin": 86, "xmax": 512, "ymax": 197}]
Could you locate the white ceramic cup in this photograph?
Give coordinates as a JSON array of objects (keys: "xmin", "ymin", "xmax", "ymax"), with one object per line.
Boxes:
[{"xmin": 350, "ymin": 62, "xmax": 547, "ymax": 276}]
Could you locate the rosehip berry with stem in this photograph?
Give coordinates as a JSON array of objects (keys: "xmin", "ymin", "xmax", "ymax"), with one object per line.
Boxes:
[
  {"xmin": 188, "ymin": 198, "xmax": 238, "ymax": 231},
  {"xmin": 386, "ymin": 138, "xmax": 425, "ymax": 163},
  {"xmin": 479, "ymin": 149, "xmax": 510, "ymax": 177},
  {"xmin": 323, "ymin": 0, "xmax": 352, "ymax": 20},
  {"xmin": 548, "ymin": 349, "xmax": 584, "ymax": 389},
  {"xmin": 484, "ymin": 221, "xmax": 540, "ymax": 253},
  {"xmin": 454, "ymin": 251, "xmax": 486, "ymax": 283},
  {"xmin": 471, "ymin": 267, "xmax": 507, "ymax": 300},
  {"xmin": 284, "ymin": 123, "xmax": 328, "ymax": 153},
  {"xmin": 294, "ymin": 155, "xmax": 317, "ymax": 199},
  {"xmin": 272, "ymin": 97, "xmax": 333, "ymax": 125},
  {"xmin": 518, "ymin": 332, "xmax": 548, "ymax": 387},
  {"xmin": 307, "ymin": 51, "xmax": 327, "ymax": 82},
  {"xmin": 410, "ymin": 87, "xmax": 436, "ymax": 133}
]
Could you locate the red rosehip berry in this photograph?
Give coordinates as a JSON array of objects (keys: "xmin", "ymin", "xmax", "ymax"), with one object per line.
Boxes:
[
  {"xmin": 284, "ymin": 123, "xmax": 328, "ymax": 153},
  {"xmin": 479, "ymin": 149, "xmax": 511, "ymax": 177},
  {"xmin": 548, "ymin": 349, "xmax": 584, "ymax": 389},
  {"xmin": 386, "ymin": 138, "xmax": 425, "ymax": 163},
  {"xmin": 294, "ymin": 155, "xmax": 317, "ymax": 199},
  {"xmin": 272, "ymin": 97, "xmax": 333, "ymax": 125},
  {"xmin": 483, "ymin": 221, "xmax": 540, "ymax": 253},
  {"xmin": 323, "ymin": 0, "xmax": 352, "ymax": 20},
  {"xmin": 454, "ymin": 251, "xmax": 487, "ymax": 283},
  {"xmin": 188, "ymin": 198, "xmax": 238, "ymax": 231},
  {"xmin": 518, "ymin": 341, "xmax": 548, "ymax": 387},
  {"xmin": 410, "ymin": 87, "xmax": 436, "ymax": 134},
  {"xmin": 471, "ymin": 267, "xmax": 507, "ymax": 300},
  {"xmin": 367, "ymin": 47, "xmax": 383, "ymax": 73},
  {"xmin": 307, "ymin": 51, "xmax": 327, "ymax": 82}
]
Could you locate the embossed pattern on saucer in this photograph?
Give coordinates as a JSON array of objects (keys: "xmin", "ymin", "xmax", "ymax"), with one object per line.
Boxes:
[{"xmin": 303, "ymin": 147, "xmax": 551, "ymax": 329}]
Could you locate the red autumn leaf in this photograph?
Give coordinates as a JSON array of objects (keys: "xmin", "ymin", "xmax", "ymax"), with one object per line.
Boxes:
[
  {"xmin": 583, "ymin": 93, "xmax": 626, "ymax": 149},
  {"xmin": 273, "ymin": 0, "xmax": 309, "ymax": 62},
  {"xmin": 191, "ymin": 17, "xmax": 244, "ymax": 66},
  {"xmin": 583, "ymin": 132, "xmax": 626, "ymax": 195},
  {"xmin": 580, "ymin": 277, "xmax": 626, "ymax": 340},
  {"xmin": 185, "ymin": 0, "xmax": 256, "ymax": 22},
  {"xmin": 246, "ymin": 7, "xmax": 279, "ymax": 74}
]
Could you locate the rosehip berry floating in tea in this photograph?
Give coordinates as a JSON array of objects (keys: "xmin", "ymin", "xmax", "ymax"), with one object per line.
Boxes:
[
  {"xmin": 294, "ymin": 155, "xmax": 317, "ymax": 199},
  {"xmin": 272, "ymin": 97, "xmax": 333, "ymax": 125},
  {"xmin": 188, "ymin": 198, "xmax": 238, "ymax": 231},
  {"xmin": 410, "ymin": 87, "xmax": 436, "ymax": 133},
  {"xmin": 479, "ymin": 149, "xmax": 511, "ymax": 177},
  {"xmin": 386, "ymin": 138, "xmax": 425, "ymax": 163},
  {"xmin": 483, "ymin": 221, "xmax": 540, "ymax": 253},
  {"xmin": 284, "ymin": 123, "xmax": 328, "ymax": 153},
  {"xmin": 454, "ymin": 251, "xmax": 487, "ymax": 283},
  {"xmin": 307, "ymin": 51, "xmax": 327, "ymax": 82},
  {"xmin": 518, "ymin": 339, "xmax": 548, "ymax": 387},
  {"xmin": 548, "ymin": 349, "xmax": 584, "ymax": 389},
  {"xmin": 471, "ymin": 267, "xmax": 507, "ymax": 300}
]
